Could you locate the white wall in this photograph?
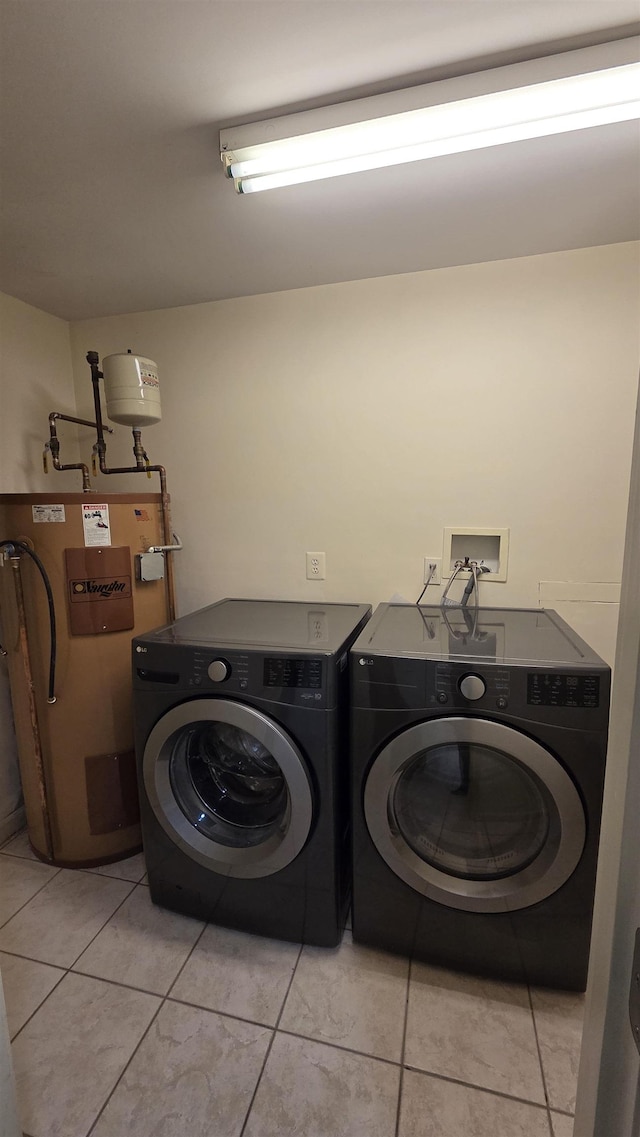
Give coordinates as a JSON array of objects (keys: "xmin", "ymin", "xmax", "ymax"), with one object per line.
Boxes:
[
  {"xmin": 0, "ymin": 291, "xmax": 79, "ymax": 493},
  {"xmin": 574, "ymin": 371, "xmax": 640, "ymax": 1135},
  {"xmin": 69, "ymin": 243, "xmax": 640, "ymax": 665}
]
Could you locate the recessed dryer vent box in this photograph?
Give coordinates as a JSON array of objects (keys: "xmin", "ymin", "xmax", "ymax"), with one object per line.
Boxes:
[{"xmin": 443, "ymin": 527, "xmax": 509, "ymax": 582}]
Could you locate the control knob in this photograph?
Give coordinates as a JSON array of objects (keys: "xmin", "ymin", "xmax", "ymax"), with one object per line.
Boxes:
[
  {"xmin": 459, "ymin": 674, "xmax": 486, "ymax": 701},
  {"xmin": 208, "ymin": 659, "xmax": 230, "ymax": 683}
]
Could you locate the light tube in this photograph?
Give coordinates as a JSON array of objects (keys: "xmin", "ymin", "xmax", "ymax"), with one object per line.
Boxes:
[{"xmin": 220, "ymin": 56, "xmax": 640, "ymax": 195}]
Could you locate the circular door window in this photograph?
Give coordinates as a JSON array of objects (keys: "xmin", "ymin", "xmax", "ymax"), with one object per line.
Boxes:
[
  {"xmin": 364, "ymin": 717, "xmax": 586, "ymax": 912},
  {"xmin": 143, "ymin": 699, "xmax": 313, "ymax": 878}
]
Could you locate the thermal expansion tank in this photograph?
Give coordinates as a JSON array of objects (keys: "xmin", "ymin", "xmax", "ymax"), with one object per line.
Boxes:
[{"xmin": 102, "ymin": 353, "xmax": 161, "ymax": 428}]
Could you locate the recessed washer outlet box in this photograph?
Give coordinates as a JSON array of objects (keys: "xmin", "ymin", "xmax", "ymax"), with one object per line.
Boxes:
[{"xmin": 443, "ymin": 527, "xmax": 510, "ymax": 582}]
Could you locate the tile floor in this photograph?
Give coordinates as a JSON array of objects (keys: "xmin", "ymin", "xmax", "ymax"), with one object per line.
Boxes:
[{"xmin": 0, "ymin": 830, "xmax": 582, "ymax": 1137}]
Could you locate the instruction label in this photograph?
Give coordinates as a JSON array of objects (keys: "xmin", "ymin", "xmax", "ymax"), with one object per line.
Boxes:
[
  {"xmin": 141, "ymin": 364, "xmax": 159, "ymax": 389},
  {"xmin": 82, "ymin": 504, "xmax": 112, "ymax": 547},
  {"xmin": 32, "ymin": 504, "xmax": 65, "ymax": 523}
]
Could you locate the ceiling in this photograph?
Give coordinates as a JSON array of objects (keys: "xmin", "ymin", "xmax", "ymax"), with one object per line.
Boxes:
[{"xmin": 1, "ymin": 1, "xmax": 639, "ymax": 322}]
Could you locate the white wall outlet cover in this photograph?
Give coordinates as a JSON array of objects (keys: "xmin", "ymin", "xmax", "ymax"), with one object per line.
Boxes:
[
  {"xmin": 423, "ymin": 557, "xmax": 441, "ymax": 585},
  {"xmin": 306, "ymin": 551, "xmax": 326, "ymax": 580}
]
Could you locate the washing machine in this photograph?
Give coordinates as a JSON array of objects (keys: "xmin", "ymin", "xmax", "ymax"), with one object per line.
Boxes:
[
  {"xmin": 350, "ymin": 604, "xmax": 611, "ymax": 990},
  {"xmin": 133, "ymin": 598, "xmax": 370, "ymax": 946}
]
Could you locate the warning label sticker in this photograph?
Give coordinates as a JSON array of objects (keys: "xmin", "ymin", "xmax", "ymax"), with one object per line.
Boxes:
[
  {"xmin": 32, "ymin": 504, "xmax": 65, "ymax": 523},
  {"xmin": 82, "ymin": 504, "xmax": 112, "ymax": 547}
]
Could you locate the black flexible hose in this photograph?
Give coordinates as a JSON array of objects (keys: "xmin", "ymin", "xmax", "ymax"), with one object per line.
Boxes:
[
  {"xmin": 460, "ymin": 573, "xmax": 476, "ymax": 607},
  {"xmin": 0, "ymin": 540, "xmax": 57, "ymax": 702}
]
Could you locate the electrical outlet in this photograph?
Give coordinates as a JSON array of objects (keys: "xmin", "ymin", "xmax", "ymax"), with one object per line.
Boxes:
[
  {"xmin": 308, "ymin": 611, "xmax": 329, "ymax": 642},
  {"xmin": 306, "ymin": 551, "xmax": 326, "ymax": 580},
  {"xmin": 424, "ymin": 557, "xmax": 441, "ymax": 585}
]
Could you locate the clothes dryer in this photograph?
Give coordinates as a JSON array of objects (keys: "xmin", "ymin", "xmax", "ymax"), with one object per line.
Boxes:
[
  {"xmin": 134, "ymin": 598, "xmax": 370, "ymax": 946},
  {"xmin": 350, "ymin": 604, "xmax": 610, "ymax": 989}
]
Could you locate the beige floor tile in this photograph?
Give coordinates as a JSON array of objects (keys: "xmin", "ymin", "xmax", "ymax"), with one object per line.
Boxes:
[
  {"xmin": 0, "ymin": 951, "xmax": 64, "ymax": 1039},
  {"xmin": 11, "ymin": 971, "xmax": 160, "ymax": 1137},
  {"xmin": 398, "ymin": 1069, "xmax": 551, "ymax": 1137},
  {"xmin": 0, "ymin": 869, "xmax": 133, "ymax": 967},
  {"xmin": 92, "ymin": 999, "xmax": 271, "ymax": 1137},
  {"xmin": 244, "ymin": 1032, "xmax": 400, "ymax": 1137},
  {"xmin": 1, "ymin": 830, "xmax": 39, "ymax": 861},
  {"xmin": 531, "ymin": 987, "xmax": 584, "ymax": 1113},
  {"xmin": 87, "ymin": 850, "xmax": 147, "ymax": 883},
  {"xmin": 73, "ymin": 884, "xmax": 205, "ymax": 994},
  {"xmin": 0, "ymin": 856, "xmax": 59, "ymax": 925},
  {"xmin": 170, "ymin": 923, "xmax": 300, "ymax": 1026},
  {"xmin": 550, "ymin": 1111, "xmax": 574, "ymax": 1137},
  {"xmin": 405, "ymin": 962, "xmax": 546, "ymax": 1104},
  {"xmin": 280, "ymin": 931, "xmax": 408, "ymax": 1062}
]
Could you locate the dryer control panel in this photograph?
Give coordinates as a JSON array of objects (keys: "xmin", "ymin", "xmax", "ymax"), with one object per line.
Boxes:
[
  {"xmin": 435, "ymin": 663, "xmax": 511, "ymax": 707},
  {"xmin": 351, "ymin": 653, "xmax": 610, "ymax": 727},
  {"xmin": 527, "ymin": 672, "xmax": 600, "ymax": 708}
]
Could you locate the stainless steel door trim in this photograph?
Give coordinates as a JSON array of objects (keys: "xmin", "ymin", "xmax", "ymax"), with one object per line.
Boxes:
[
  {"xmin": 364, "ymin": 716, "xmax": 586, "ymax": 913},
  {"xmin": 143, "ymin": 699, "xmax": 314, "ymax": 878}
]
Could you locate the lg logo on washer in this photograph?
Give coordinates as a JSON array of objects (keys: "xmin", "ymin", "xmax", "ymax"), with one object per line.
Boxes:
[{"xmin": 359, "ymin": 657, "xmax": 374, "ymax": 666}]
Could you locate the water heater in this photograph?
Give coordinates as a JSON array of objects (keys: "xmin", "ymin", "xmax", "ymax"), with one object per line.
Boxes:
[
  {"xmin": 102, "ymin": 352, "xmax": 162, "ymax": 428},
  {"xmin": 0, "ymin": 492, "xmax": 172, "ymax": 866}
]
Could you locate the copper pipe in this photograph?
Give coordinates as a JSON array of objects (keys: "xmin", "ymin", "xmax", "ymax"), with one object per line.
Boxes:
[
  {"xmin": 10, "ymin": 557, "xmax": 54, "ymax": 862},
  {"xmin": 48, "ymin": 424, "xmax": 91, "ymax": 492},
  {"xmin": 48, "ymin": 449, "xmax": 91, "ymax": 492},
  {"xmin": 160, "ymin": 490, "xmax": 176, "ymax": 622},
  {"xmin": 142, "ymin": 463, "xmax": 175, "ymax": 620},
  {"xmin": 91, "ymin": 444, "xmax": 176, "ymax": 621},
  {"xmin": 132, "ymin": 429, "xmax": 147, "ymax": 470},
  {"xmin": 49, "ymin": 411, "xmax": 112, "ymax": 432},
  {"xmin": 47, "ymin": 411, "xmax": 113, "ymax": 493},
  {"xmin": 85, "ymin": 351, "xmax": 177, "ymax": 622},
  {"xmin": 141, "ymin": 459, "xmax": 176, "ymax": 621}
]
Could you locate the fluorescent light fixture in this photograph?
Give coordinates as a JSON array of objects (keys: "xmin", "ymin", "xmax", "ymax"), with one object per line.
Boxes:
[{"xmin": 220, "ymin": 38, "xmax": 640, "ymax": 194}]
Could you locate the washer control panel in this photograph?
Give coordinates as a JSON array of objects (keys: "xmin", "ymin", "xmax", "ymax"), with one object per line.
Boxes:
[
  {"xmin": 133, "ymin": 642, "xmax": 336, "ymax": 709},
  {"xmin": 263, "ymin": 656, "xmax": 322, "ymax": 690}
]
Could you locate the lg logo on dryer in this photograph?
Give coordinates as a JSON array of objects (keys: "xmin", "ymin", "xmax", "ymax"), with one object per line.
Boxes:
[{"xmin": 358, "ymin": 657, "xmax": 374, "ymax": 666}]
